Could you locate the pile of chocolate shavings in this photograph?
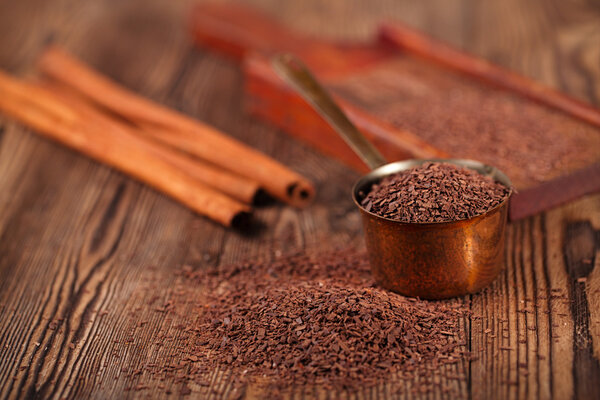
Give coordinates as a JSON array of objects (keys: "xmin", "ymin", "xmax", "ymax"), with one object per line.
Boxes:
[
  {"xmin": 361, "ymin": 162, "xmax": 510, "ymax": 223},
  {"xmin": 179, "ymin": 249, "xmax": 471, "ymax": 392},
  {"xmin": 196, "ymin": 281, "xmax": 467, "ymax": 389}
]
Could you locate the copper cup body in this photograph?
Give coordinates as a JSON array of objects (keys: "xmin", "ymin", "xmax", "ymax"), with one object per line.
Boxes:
[{"xmin": 353, "ymin": 159, "xmax": 512, "ymax": 300}]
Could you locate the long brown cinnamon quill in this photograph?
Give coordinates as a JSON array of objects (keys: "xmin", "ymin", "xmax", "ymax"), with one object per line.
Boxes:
[
  {"xmin": 39, "ymin": 80, "xmax": 262, "ymax": 205},
  {"xmin": 0, "ymin": 71, "xmax": 251, "ymax": 227},
  {"xmin": 38, "ymin": 46, "xmax": 315, "ymax": 207}
]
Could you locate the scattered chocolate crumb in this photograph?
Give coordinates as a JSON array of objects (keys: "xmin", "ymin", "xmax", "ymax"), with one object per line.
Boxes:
[
  {"xmin": 125, "ymin": 249, "xmax": 470, "ymax": 395},
  {"xmin": 180, "ymin": 385, "xmax": 191, "ymax": 396},
  {"xmin": 186, "ymin": 249, "xmax": 470, "ymax": 390},
  {"xmin": 361, "ymin": 162, "xmax": 510, "ymax": 223},
  {"xmin": 111, "ymin": 244, "xmax": 578, "ymax": 395}
]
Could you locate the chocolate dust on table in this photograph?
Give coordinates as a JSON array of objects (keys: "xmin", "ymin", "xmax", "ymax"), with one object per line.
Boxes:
[
  {"xmin": 361, "ymin": 162, "xmax": 510, "ymax": 223},
  {"xmin": 135, "ymin": 249, "xmax": 472, "ymax": 396}
]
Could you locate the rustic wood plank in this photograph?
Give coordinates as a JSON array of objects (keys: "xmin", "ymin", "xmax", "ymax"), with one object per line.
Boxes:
[
  {"xmin": 464, "ymin": 0, "xmax": 600, "ymax": 398},
  {"xmin": 0, "ymin": 0, "xmax": 599, "ymax": 399}
]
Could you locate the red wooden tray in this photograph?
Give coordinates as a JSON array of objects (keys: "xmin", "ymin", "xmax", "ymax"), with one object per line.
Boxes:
[{"xmin": 189, "ymin": 3, "xmax": 600, "ymax": 221}]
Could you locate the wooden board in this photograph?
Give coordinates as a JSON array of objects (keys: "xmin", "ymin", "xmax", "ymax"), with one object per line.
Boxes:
[
  {"xmin": 190, "ymin": 3, "xmax": 600, "ymax": 221},
  {"xmin": 0, "ymin": 0, "xmax": 599, "ymax": 399}
]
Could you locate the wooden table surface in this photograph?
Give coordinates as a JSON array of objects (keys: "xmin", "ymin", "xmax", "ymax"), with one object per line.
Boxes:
[{"xmin": 1, "ymin": 0, "xmax": 599, "ymax": 398}]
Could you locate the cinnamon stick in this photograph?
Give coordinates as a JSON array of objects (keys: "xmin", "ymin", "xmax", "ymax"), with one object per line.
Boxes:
[
  {"xmin": 0, "ymin": 70, "xmax": 251, "ymax": 227},
  {"xmin": 38, "ymin": 46, "xmax": 315, "ymax": 207},
  {"xmin": 39, "ymin": 80, "xmax": 262, "ymax": 205},
  {"xmin": 379, "ymin": 24, "xmax": 600, "ymax": 129}
]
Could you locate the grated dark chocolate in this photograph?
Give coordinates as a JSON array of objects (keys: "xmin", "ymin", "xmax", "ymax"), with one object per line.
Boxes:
[{"xmin": 360, "ymin": 162, "xmax": 510, "ymax": 223}]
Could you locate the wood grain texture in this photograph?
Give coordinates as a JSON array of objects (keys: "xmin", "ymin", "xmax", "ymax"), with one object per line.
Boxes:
[{"xmin": 0, "ymin": 0, "xmax": 598, "ymax": 399}]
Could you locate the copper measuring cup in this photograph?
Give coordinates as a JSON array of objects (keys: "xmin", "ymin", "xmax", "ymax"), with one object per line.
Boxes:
[{"xmin": 273, "ymin": 54, "xmax": 513, "ymax": 299}]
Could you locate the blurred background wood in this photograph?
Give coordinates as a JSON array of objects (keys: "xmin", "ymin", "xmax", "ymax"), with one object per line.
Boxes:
[{"xmin": 0, "ymin": 0, "xmax": 598, "ymax": 398}]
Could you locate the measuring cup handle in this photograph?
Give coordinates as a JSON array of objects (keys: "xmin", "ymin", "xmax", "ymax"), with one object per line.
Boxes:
[{"xmin": 272, "ymin": 54, "xmax": 387, "ymax": 171}]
